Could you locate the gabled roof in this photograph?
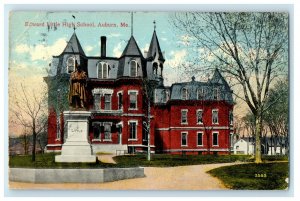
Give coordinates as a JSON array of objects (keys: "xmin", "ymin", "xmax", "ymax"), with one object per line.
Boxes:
[
  {"xmin": 210, "ymin": 68, "xmax": 230, "ymax": 90},
  {"xmin": 147, "ymin": 30, "xmax": 165, "ymax": 61},
  {"xmin": 121, "ymin": 36, "xmax": 143, "ymax": 58},
  {"xmin": 62, "ymin": 32, "xmax": 86, "ymax": 56}
]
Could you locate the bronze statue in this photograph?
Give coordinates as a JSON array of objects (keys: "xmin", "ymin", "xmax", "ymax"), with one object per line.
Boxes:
[{"xmin": 68, "ymin": 61, "xmax": 87, "ymax": 109}]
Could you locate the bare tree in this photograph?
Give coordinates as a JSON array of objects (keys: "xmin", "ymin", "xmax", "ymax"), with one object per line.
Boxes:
[
  {"xmin": 264, "ymin": 79, "xmax": 288, "ymax": 155},
  {"xmin": 20, "ymin": 127, "xmax": 30, "ymax": 155},
  {"xmin": 10, "ymin": 84, "xmax": 47, "ymax": 161},
  {"xmin": 142, "ymin": 78, "xmax": 157, "ymax": 161},
  {"xmin": 171, "ymin": 12, "xmax": 288, "ymax": 163}
]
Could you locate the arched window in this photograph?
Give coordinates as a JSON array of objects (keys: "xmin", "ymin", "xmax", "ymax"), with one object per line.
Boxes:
[
  {"xmin": 197, "ymin": 86, "xmax": 206, "ymax": 100},
  {"xmin": 182, "ymin": 88, "xmax": 188, "ymax": 100},
  {"xmin": 159, "ymin": 63, "xmax": 163, "ymax": 76},
  {"xmin": 67, "ymin": 57, "xmax": 75, "ymax": 73},
  {"xmin": 97, "ymin": 62, "xmax": 109, "ymax": 79},
  {"xmin": 153, "ymin": 62, "xmax": 158, "ymax": 75},
  {"xmin": 130, "ymin": 60, "xmax": 137, "ymax": 77}
]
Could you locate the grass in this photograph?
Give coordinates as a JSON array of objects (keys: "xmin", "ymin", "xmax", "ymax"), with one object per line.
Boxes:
[
  {"xmin": 113, "ymin": 154, "xmax": 253, "ymax": 167},
  {"xmin": 207, "ymin": 162, "xmax": 289, "ymax": 190},
  {"xmin": 9, "ymin": 153, "xmax": 289, "ymax": 169},
  {"xmin": 9, "ymin": 153, "xmax": 116, "ymax": 169}
]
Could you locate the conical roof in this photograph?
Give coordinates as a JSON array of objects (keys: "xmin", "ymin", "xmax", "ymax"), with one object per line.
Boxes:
[
  {"xmin": 147, "ymin": 30, "xmax": 165, "ymax": 61},
  {"xmin": 121, "ymin": 36, "xmax": 143, "ymax": 57},
  {"xmin": 62, "ymin": 32, "xmax": 86, "ymax": 56}
]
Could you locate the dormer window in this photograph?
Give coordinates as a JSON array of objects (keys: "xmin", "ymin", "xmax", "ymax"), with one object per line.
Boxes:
[
  {"xmin": 162, "ymin": 90, "xmax": 168, "ymax": 103},
  {"xmin": 130, "ymin": 60, "xmax": 137, "ymax": 77},
  {"xmin": 213, "ymin": 87, "xmax": 219, "ymax": 100},
  {"xmin": 97, "ymin": 62, "xmax": 109, "ymax": 79},
  {"xmin": 182, "ymin": 88, "xmax": 188, "ymax": 100},
  {"xmin": 197, "ymin": 87, "xmax": 205, "ymax": 100},
  {"xmin": 67, "ymin": 57, "xmax": 75, "ymax": 73}
]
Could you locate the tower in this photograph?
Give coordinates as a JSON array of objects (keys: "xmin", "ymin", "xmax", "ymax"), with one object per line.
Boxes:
[{"xmin": 145, "ymin": 21, "xmax": 165, "ymax": 87}]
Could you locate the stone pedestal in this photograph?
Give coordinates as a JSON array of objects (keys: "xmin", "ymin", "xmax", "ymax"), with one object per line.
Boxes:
[{"xmin": 55, "ymin": 111, "xmax": 96, "ymax": 163}]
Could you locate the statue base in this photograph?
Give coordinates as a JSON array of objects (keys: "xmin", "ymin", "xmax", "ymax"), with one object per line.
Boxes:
[{"xmin": 55, "ymin": 111, "xmax": 96, "ymax": 163}]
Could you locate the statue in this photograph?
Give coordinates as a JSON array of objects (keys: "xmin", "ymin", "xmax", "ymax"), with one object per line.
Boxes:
[{"xmin": 68, "ymin": 61, "xmax": 87, "ymax": 109}]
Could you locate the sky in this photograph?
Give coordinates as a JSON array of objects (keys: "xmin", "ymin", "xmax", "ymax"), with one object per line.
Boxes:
[
  {"xmin": 8, "ymin": 11, "xmax": 287, "ymax": 136},
  {"xmin": 9, "ymin": 12, "xmax": 189, "ymax": 86},
  {"xmin": 8, "ymin": 11, "xmax": 191, "ymax": 136}
]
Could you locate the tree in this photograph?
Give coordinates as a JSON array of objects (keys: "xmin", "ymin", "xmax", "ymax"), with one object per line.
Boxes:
[
  {"xmin": 264, "ymin": 79, "xmax": 288, "ymax": 155},
  {"xmin": 142, "ymin": 78, "xmax": 157, "ymax": 161},
  {"xmin": 171, "ymin": 12, "xmax": 288, "ymax": 163},
  {"xmin": 10, "ymin": 83, "xmax": 48, "ymax": 161}
]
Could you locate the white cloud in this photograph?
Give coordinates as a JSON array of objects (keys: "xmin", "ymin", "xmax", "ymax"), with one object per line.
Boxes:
[
  {"xmin": 177, "ymin": 34, "xmax": 192, "ymax": 46},
  {"xmin": 165, "ymin": 49, "xmax": 187, "ymax": 68},
  {"xmin": 163, "ymin": 49, "xmax": 188, "ymax": 85},
  {"xmin": 161, "ymin": 37, "xmax": 167, "ymax": 41},
  {"xmin": 15, "ymin": 44, "xmax": 30, "ymax": 53},
  {"xmin": 113, "ymin": 42, "xmax": 123, "ymax": 57},
  {"xmin": 14, "ymin": 38, "xmax": 67, "ymax": 61},
  {"xmin": 107, "ymin": 33, "xmax": 121, "ymax": 38},
  {"xmin": 84, "ymin": 45, "xmax": 94, "ymax": 54},
  {"xmin": 141, "ymin": 43, "xmax": 149, "ymax": 56}
]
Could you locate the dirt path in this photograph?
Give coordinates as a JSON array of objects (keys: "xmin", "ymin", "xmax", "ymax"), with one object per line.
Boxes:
[
  {"xmin": 9, "ymin": 162, "xmax": 239, "ymax": 190},
  {"xmin": 97, "ymin": 154, "xmax": 116, "ymax": 164}
]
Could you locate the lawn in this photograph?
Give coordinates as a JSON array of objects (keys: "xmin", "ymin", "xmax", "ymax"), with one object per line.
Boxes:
[
  {"xmin": 9, "ymin": 153, "xmax": 253, "ymax": 168},
  {"xmin": 207, "ymin": 162, "xmax": 289, "ymax": 190},
  {"xmin": 9, "ymin": 153, "xmax": 288, "ymax": 169}
]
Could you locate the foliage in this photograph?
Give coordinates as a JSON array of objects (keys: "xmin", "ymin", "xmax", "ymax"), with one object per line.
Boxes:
[
  {"xmin": 171, "ymin": 12, "xmax": 288, "ymax": 163},
  {"xmin": 208, "ymin": 162, "xmax": 289, "ymax": 190}
]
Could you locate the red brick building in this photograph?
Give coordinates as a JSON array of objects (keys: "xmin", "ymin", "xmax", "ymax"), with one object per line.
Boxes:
[{"xmin": 45, "ymin": 29, "xmax": 234, "ymax": 155}]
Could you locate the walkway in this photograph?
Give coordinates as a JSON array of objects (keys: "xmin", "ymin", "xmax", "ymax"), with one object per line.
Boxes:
[{"xmin": 9, "ymin": 163, "xmax": 238, "ymax": 190}]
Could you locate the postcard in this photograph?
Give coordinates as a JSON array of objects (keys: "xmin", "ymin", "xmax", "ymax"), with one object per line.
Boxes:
[{"xmin": 8, "ymin": 11, "xmax": 289, "ymax": 191}]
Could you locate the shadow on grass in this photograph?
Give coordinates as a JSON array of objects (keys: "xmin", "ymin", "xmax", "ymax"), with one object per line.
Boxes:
[{"xmin": 207, "ymin": 162, "xmax": 289, "ymax": 190}]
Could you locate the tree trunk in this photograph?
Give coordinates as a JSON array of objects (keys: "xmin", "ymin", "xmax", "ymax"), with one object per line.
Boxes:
[
  {"xmin": 32, "ymin": 121, "xmax": 36, "ymax": 162},
  {"xmin": 255, "ymin": 114, "xmax": 263, "ymax": 163},
  {"xmin": 147, "ymin": 99, "xmax": 151, "ymax": 161}
]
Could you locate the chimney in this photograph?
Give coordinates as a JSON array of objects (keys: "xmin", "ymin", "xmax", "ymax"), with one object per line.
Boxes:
[{"xmin": 100, "ymin": 36, "xmax": 106, "ymax": 57}]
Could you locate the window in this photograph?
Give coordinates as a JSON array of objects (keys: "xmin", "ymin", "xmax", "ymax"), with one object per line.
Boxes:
[
  {"xmin": 129, "ymin": 91, "xmax": 137, "ymax": 109},
  {"xmin": 104, "ymin": 123, "xmax": 111, "ymax": 140},
  {"xmin": 212, "ymin": 109, "xmax": 219, "ymax": 124},
  {"xmin": 130, "ymin": 60, "xmax": 137, "ymax": 77},
  {"xmin": 197, "ymin": 87, "xmax": 204, "ymax": 100},
  {"xmin": 212, "ymin": 132, "xmax": 219, "ymax": 146},
  {"xmin": 159, "ymin": 63, "xmax": 163, "ymax": 76},
  {"xmin": 67, "ymin": 57, "xmax": 75, "ymax": 73},
  {"xmin": 129, "ymin": 121, "xmax": 137, "ymax": 139},
  {"xmin": 229, "ymin": 110, "xmax": 233, "ymax": 125},
  {"xmin": 197, "ymin": 110, "xmax": 203, "ymax": 124},
  {"xmin": 213, "ymin": 87, "xmax": 219, "ymax": 100},
  {"xmin": 197, "ymin": 132, "xmax": 203, "ymax": 146},
  {"xmin": 182, "ymin": 88, "xmax": 188, "ymax": 100},
  {"xmin": 181, "ymin": 110, "xmax": 188, "ymax": 124},
  {"xmin": 181, "ymin": 132, "xmax": 188, "ymax": 146},
  {"xmin": 97, "ymin": 62, "xmax": 109, "ymax": 78},
  {"xmin": 94, "ymin": 94, "xmax": 101, "ymax": 110},
  {"xmin": 118, "ymin": 92, "xmax": 123, "ymax": 110},
  {"xmin": 162, "ymin": 90, "xmax": 168, "ymax": 103},
  {"xmin": 104, "ymin": 94, "xmax": 111, "ymax": 110},
  {"xmin": 93, "ymin": 124, "xmax": 100, "ymax": 139},
  {"xmin": 153, "ymin": 62, "xmax": 158, "ymax": 75}
]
